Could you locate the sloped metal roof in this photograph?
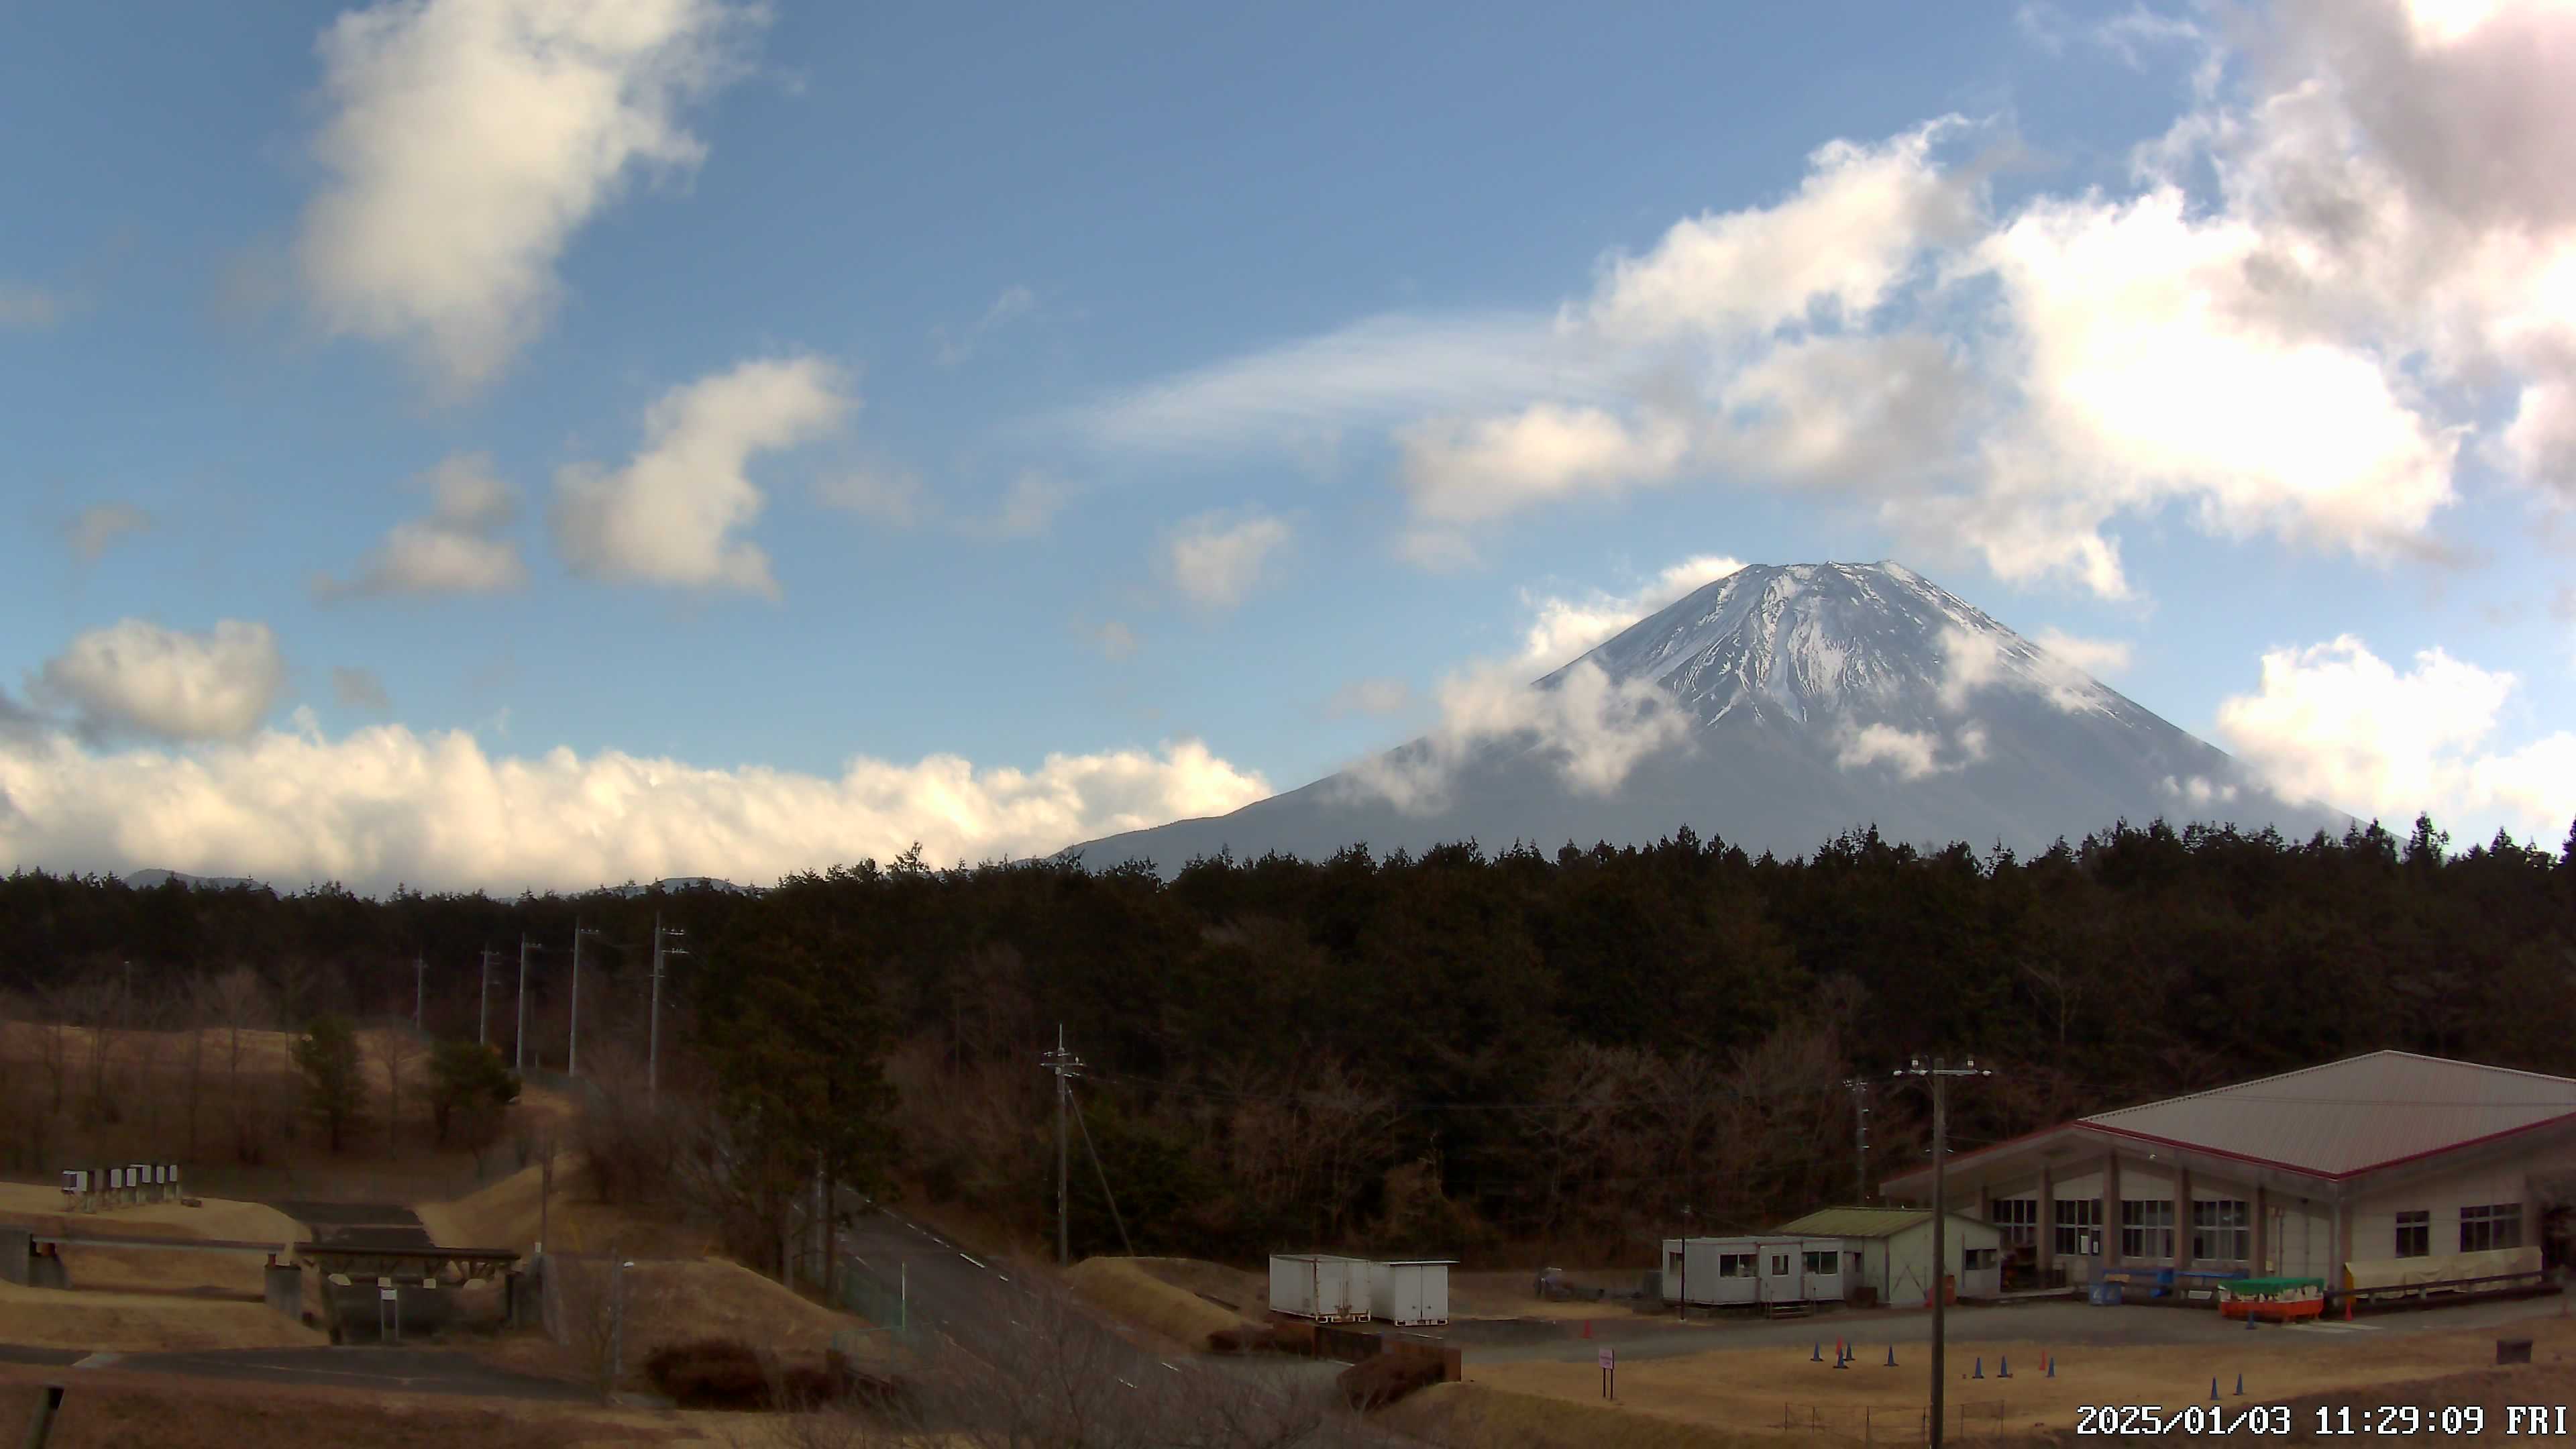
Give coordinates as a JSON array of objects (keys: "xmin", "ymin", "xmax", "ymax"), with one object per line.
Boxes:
[
  {"xmin": 1773, "ymin": 1207, "xmax": 1990, "ymax": 1239},
  {"xmin": 2080, "ymin": 1051, "xmax": 2576, "ymax": 1178}
]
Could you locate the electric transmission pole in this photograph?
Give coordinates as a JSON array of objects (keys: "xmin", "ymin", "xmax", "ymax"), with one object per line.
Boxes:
[
  {"xmin": 1041, "ymin": 1026, "xmax": 1084, "ymax": 1267},
  {"xmin": 1892, "ymin": 1055, "xmax": 1991, "ymax": 1449},
  {"xmin": 649, "ymin": 914, "xmax": 687, "ymax": 1106},
  {"xmin": 515, "ymin": 934, "xmax": 538, "ymax": 1073},
  {"xmin": 1841, "ymin": 1076, "xmax": 1872, "ymax": 1204},
  {"xmin": 570, "ymin": 918, "xmax": 601, "ymax": 1078}
]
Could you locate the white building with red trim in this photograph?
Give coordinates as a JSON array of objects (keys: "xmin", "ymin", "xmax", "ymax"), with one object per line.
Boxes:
[{"xmin": 1876, "ymin": 1051, "xmax": 2571, "ymax": 1292}]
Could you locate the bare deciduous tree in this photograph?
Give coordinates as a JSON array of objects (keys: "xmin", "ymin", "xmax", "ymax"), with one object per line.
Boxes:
[{"xmin": 203, "ymin": 967, "xmax": 273, "ymax": 1161}]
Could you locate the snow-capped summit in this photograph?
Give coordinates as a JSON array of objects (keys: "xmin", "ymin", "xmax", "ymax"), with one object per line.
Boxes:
[{"xmin": 1061, "ymin": 560, "xmax": 2351, "ymax": 874}]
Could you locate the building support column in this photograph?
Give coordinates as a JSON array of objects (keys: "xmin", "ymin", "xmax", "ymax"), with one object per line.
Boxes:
[
  {"xmin": 2103, "ymin": 1155, "xmax": 2123, "ymax": 1271},
  {"xmin": 2038, "ymin": 1163, "xmax": 2056, "ymax": 1280},
  {"xmin": 2251, "ymin": 1185, "xmax": 2268, "ymax": 1275},
  {"xmin": 2175, "ymin": 1165, "xmax": 2193, "ymax": 1267}
]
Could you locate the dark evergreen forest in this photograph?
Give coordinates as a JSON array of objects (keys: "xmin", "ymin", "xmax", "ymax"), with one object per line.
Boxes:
[{"xmin": 4, "ymin": 814, "xmax": 2572, "ymax": 1267}]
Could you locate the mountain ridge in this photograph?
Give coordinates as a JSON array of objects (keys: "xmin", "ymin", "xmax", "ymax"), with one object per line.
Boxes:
[{"xmin": 1062, "ymin": 561, "xmax": 2352, "ymax": 874}]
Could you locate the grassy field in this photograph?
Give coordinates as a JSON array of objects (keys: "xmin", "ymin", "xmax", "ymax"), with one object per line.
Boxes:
[
  {"xmin": 1422, "ymin": 1311, "xmax": 2576, "ymax": 1442},
  {"xmin": 415, "ymin": 1155, "xmax": 714, "ymax": 1258},
  {"xmin": 1066, "ymin": 1256, "xmax": 1253, "ymax": 1351},
  {"xmin": 0, "ymin": 1365, "xmax": 743, "ymax": 1449}
]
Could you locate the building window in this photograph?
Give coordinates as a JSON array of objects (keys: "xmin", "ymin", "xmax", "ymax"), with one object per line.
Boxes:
[
  {"xmin": 2190, "ymin": 1200, "xmax": 2251, "ymax": 1262},
  {"xmin": 1718, "ymin": 1253, "xmax": 1755, "ymax": 1277},
  {"xmin": 1803, "ymin": 1250, "xmax": 1838, "ymax": 1275},
  {"xmin": 1964, "ymin": 1247, "xmax": 1998, "ymax": 1270},
  {"xmin": 2121, "ymin": 1199, "xmax": 2177, "ymax": 1260},
  {"xmin": 2461, "ymin": 1204, "xmax": 2523, "ymax": 1253},
  {"xmin": 1770, "ymin": 1254, "xmax": 1790, "ymax": 1276},
  {"xmin": 1992, "ymin": 1197, "xmax": 2038, "ymax": 1246},
  {"xmin": 2054, "ymin": 1197, "xmax": 2102, "ymax": 1254},
  {"xmin": 2394, "ymin": 1211, "xmax": 2429, "ymax": 1258}
]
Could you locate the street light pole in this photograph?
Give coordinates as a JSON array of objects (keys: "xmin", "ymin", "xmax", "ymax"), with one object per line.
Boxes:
[
  {"xmin": 649, "ymin": 914, "xmax": 687, "ymax": 1106},
  {"xmin": 516, "ymin": 934, "xmax": 535, "ymax": 1073},
  {"xmin": 1894, "ymin": 1055, "xmax": 1992, "ymax": 1449}
]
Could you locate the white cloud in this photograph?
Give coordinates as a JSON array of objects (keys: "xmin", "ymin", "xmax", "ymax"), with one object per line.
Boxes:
[
  {"xmin": 1835, "ymin": 722, "xmax": 1954, "ymax": 781},
  {"xmin": 0, "ymin": 724, "xmax": 1273, "ymax": 895},
  {"xmin": 1163, "ymin": 511, "xmax": 1291, "ymax": 609},
  {"xmin": 330, "ymin": 665, "xmax": 394, "ymax": 713},
  {"xmin": 813, "ymin": 462, "xmax": 929, "ymax": 529},
  {"xmin": 932, "ymin": 284, "xmax": 1037, "ymax": 368},
  {"xmin": 296, "ymin": 0, "xmax": 759, "ymax": 393},
  {"xmin": 0, "ymin": 282, "xmax": 68, "ymax": 331},
  {"xmin": 551, "ymin": 356, "xmax": 850, "ymax": 596},
  {"xmin": 1075, "ymin": 312, "xmax": 1621, "ymax": 455},
  {"xmin": 1574, "ymin": 117, "xmax": 1982, "ymax": 345},
  {"xmin": 2159, "ymin": 774, "xmax": 2242, "ymax": 806},
  {"xmin": 319, "ymin": 453, "xmax": 529, "ymax": 599},
  {"xmin": 1075, "ymin": 2, "xmax": 2576, "ymax": 592},
  {"xmin": 63, "ymin": 502, "xmax": 154, "ymax": 562},
  {"xmin": 1326, "ymin": 678, "xmax": 1413, "ymax": 717},
  {"xmin": 2030, "ymin": 627, "xmax": 2133, "ymax": 678},
  {"xmin": 34, "ymin": 620, "xmax": 287, "ymax": 743},
  {"xmin": 2214, "ymin": 634, "xmax": 2576, "ymax": 839},
  {"xmin": 1340, "ymin": 659, "xmax": 1692, "ymax": 814},
  {"xmin": 1513, "ymin": 554, "xmax": 1746, "ymax": 676},
  {"xmin": 1398, "ymin": 405, "xmax": 1696, "ymax": 525},
  {"xmin": 979, "ymin": 472, "xmax": 1071, "ymax": 539}
]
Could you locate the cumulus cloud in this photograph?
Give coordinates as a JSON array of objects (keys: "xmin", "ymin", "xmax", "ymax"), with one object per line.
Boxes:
[
  {"xmin": 1933, "ymin": 623, "xmax": 2122, "ymax": 713},
  {"xmin": 1340, "ymin": 659, "xmax": 1692, "ymax": 814},
  {"xmin": 62, "ymin": 502, "xmax": 154, "ymax": 562},
  {"xmin": 330, "ymin": 665, "xmax": 394, "ymax": 713},
  {"xmin": 551, "ymin": 355, "xmax": 850, "ymax": 596},
  {"xmin": 1326, "ymin": 678, "xmax": 1413, "ymax": 717},
  {"xmin": 813, "ymin": 462, "xmax": 928, "ymax": 529},
  {"xmin": 932, "ymin": 284, "xmax": 1036, "ymax": 368},
  {"xmin": 1163, "ymin": 511, "xmax": 1291, "ymax": 609},
  {"xmin": 1833, "ymin": 721, "xmax": 1986, "ymax": 781},
  {"xmin": 1083, "ymin": 621, "xmax": 1140, "ymax": 661},
  {"xmin": 318, "ymin": 453, "xmax": 529, "ymax": 599},
  {"xmin": 1083, "ymin": 1, "xmax": 2576, "ymax": 592},
  {"xmin": 0, "ymin": 723, "xmax": 1273, "ymax": 896},
  {"xmin": 975, "ymin": 472, "xmax": 1071, "ymax": 540},
  {"xmin": 34, "ymin": 620, "xmax": 287, "ymax": 743},
  {"xmin": 1513, "ymin": 554, "xmax": 1746, "ymax": 675},
  {"xmin": 2159, "ymin": 774, "xmax": 2242, "ymax": 806},
  {"xmin": 296, "ymin": 0, "xmax": 759, "ymax": 393},
  {"xmin": 2214, "ymin": 634, "xmax": 2576, "ymax": 840}
]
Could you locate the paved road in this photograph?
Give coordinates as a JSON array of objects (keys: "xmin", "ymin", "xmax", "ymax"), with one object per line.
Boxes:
[{"xmin": 0, "ymin": 1342, "xmax": 594, "ymax": 1399}]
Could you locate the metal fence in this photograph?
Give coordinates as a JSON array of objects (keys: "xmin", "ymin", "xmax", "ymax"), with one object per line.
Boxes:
[{"xmin": 831, "ymin": 1260, "xmax": 922, "ymax": 1352}]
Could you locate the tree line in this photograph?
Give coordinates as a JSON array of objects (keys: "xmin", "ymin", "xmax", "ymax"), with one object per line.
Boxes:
[{"xmin": 4, "ymin": 814, "xmax": 2573, "ymax": 1268}]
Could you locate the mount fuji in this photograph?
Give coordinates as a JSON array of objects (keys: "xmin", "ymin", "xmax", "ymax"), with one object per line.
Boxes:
[{"xmin": 1063, "ymin": 561, "xmax": 2351, "ymax": 874}]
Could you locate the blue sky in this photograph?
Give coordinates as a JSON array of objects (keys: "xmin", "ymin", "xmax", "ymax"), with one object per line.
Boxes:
[{"xmin": 3, "ymin": 0, "xmax": 2572, "ymax": 894}]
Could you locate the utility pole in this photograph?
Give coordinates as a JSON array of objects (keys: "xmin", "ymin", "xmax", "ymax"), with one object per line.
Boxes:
[
  {"xmin": 1041, "ymin": 1025, "xmax": 1083, "ymax": 1267},
  {"xmin": 478, "ymin": 948, "xmax": 495, "ymax": 1046},
  {"xmin": 414, "ymin": 953, "xmax": 425, "ymax": 1032},
  {"xmin": 649, "ymin": 914, "xmax": 686, "ymax": 1106},
  {"xmin": 1842, "ymin": 1076, "xmax": 1872, "ymax": 1204},
  {"xmin": 516, "ymin": 934, "xmax": 535, "ymax": 1073},
  {"xmin": 570, "ymin": 918, "xmax": 601, "ymax": 1078},
  {"xmin": 1892, "ymin": 1055, "xmax": 1990, "ymax": 1449}
]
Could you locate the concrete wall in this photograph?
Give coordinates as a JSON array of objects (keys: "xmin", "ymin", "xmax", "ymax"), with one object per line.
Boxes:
[
  {"xmin": 0, "ymin": 1228, "xmax": 28, "ymax": 1287},
  {"xmin": 264, "ymin": 1265, "xmax": 303, "ymax": 1320}
]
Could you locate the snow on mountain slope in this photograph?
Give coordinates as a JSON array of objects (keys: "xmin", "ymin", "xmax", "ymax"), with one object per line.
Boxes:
[{"xmin": 1061, "ymin": 561, "xmax": 2350, "ymax": 875}]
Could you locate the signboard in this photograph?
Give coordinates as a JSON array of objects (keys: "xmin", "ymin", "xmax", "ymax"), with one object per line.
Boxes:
[
  {"xmin": 108, "ymin": 1167, "xmax": 125, "ymax": 1190},
  {"xmin": 60, "ymin": 1170, "xmax": 85, "ymax": 1194},
  {"xmin": 1597, "ymin": 1348, "xmax": 1614, "ymax": 1369},
  {"xmin": 1599, "ymin": 1346, "xmax": 1615, "ymax": 1401},
  {"xmin": 380, "ymin": 1289, "xmax": 398, "ymax": 1301}
]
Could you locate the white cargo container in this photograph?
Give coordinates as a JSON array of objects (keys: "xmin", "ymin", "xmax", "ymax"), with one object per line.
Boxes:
[
  {"xmin": 1368, "ymin": 1259, "xmax": 1454, "ymax": 1326},
  {"xmin": 1269, "ymin": 1254, "xmax": 1370, "ymax": 1322}
]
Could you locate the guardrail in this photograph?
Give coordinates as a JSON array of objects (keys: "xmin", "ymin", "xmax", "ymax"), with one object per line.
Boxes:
[{"xmin": 2326, "ymin": 1269, "xmax": 2559, "ymax": 1316}]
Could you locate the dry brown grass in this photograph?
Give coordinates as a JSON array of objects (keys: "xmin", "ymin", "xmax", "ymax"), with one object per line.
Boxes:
[
  {"xmin": 1380, "ymin": 1381, "xmax": 1764, "ymax": 1448},
  {"xmin": 0, "ymin": 1364, "xmax": 739, "ymax": 1448},
  {"xmin": 0, "ymin": 1279, "xmax": 321, "ymax": 1352},
  {"xmin": 415, "ymin": 1155, "xmax": 712, "ymax": 1257},
  {"xmin": 1128, "ymin": 1255, "xmax": 1270, "ymax": 1315},
  {"xmin": 1444, "ymin": 1311, "xmax": 2576, "ymax": 1440},
  {"xmin": 1064, "ymin": 1256, "xmax": 1252, "ymax": 1352}
]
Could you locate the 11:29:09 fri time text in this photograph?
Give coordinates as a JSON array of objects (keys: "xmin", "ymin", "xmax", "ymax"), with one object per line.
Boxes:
[{"xmin": 2079, "ymin": 1405, "xmax": 2571, "ymax": 1434}]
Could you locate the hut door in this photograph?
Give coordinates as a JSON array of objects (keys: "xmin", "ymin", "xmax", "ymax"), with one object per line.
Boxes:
[{"xmin": 1761, "ymin": 1248, "xmax": 1799, "ymax": 1303}]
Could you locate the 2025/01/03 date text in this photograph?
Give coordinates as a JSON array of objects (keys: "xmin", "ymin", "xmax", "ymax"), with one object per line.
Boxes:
[{"xmin": 2080, "ymin": 1405, "xmax": 2574, "ymax": 1434}]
